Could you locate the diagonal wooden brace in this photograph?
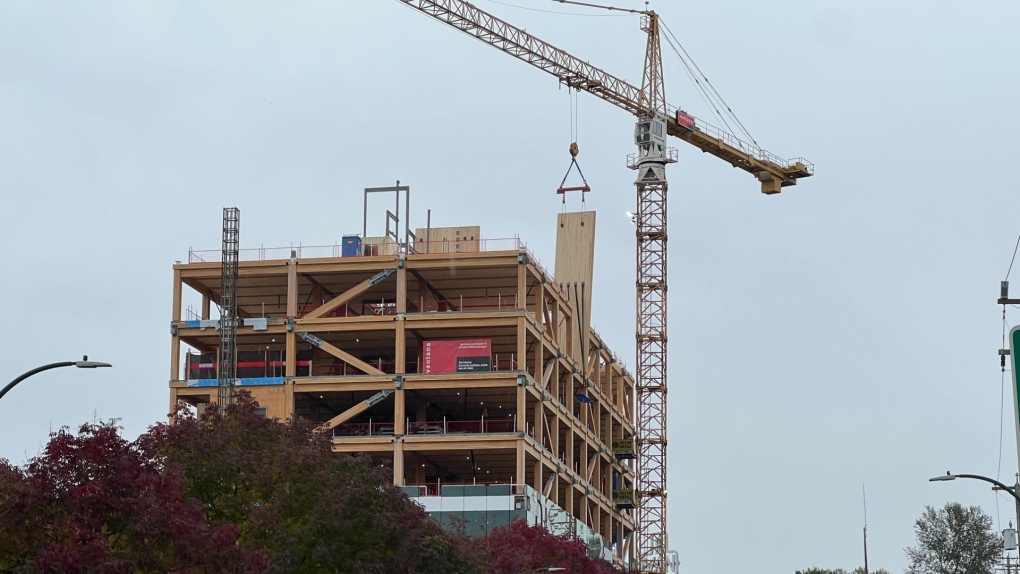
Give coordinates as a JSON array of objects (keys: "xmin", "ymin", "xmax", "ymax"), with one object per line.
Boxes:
[
  {"xmin": 299, "ymin": 332, "xmax": 385, "ymax": 375},
  {"xmin": 302, "ymin": 269, "xmax": 396, "ymax": 320},
  {"xmin": 321, "ymin": 389, "xmax": 393, "ymax": 430}
]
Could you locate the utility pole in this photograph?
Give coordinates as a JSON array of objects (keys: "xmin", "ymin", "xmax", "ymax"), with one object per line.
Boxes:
[
  {"xmin": 863, "ymin": 483, "xmax": 869, "ymax": 574},
  {"xmin": 992, "ymin": 475, "xmax": 1020, "ymax": 539}
]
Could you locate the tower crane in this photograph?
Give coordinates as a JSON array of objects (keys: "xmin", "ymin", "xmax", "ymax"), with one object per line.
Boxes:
[{"xmin": 395, "ymin": 1, "xmax": 813, "ymax": 572}]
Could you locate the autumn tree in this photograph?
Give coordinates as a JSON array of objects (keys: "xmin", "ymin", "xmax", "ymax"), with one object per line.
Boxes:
[
  {"xmin": 142, "ymin": 393, "xmax": 484, "ymax": 574},
  {"xmin": 0, "ymin": 420, "xmax": 267, "ymax": 574},
  {"xmin": 478, "ymin": 519, "xmax": 621, "ymax": 574},
  {"xmin": 906, "ymin": 502, "xmax": 1001, "ymax": 574}
]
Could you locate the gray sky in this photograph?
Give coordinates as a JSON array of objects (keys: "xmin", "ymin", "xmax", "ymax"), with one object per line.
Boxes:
[{"xmin": 2, "ymin": 1, "xmax": 1019, "ymax": 572}]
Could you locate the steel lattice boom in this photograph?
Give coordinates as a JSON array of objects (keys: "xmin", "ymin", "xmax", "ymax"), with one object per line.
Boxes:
[{"xmin": 396, "ymin": 0, "xmax": 813, "ymax": 194}]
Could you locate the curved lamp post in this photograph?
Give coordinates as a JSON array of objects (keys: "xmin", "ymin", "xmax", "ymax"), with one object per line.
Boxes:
[
  {"xmin": 1, "ymin": 356, "xmax": 112, "ymax": 403},
  {"xmin": 929, "ymin": 472, "xmax": 1020, "ymax": 504}
]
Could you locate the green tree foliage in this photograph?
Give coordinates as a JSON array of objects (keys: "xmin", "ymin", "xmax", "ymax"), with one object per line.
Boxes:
[
  {"xmin": 142, "ymin": 393, "xmax": 485, "ymax": 574},
  {"xmin": 906, "ymin": 502, "xmax": 1001, "ymax": 574},
  {"xmin": 796, "ymin": 568, "xmax": 890, "ymax": 574},
  {"xmin": 0, "ymin": 393, "xmax": 622, "ymax": 573}
]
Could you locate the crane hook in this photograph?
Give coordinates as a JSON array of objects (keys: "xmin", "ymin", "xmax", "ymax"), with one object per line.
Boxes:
[{"xmin": 557, "ymin": 141, "xmax": 591, "ymax": 203}]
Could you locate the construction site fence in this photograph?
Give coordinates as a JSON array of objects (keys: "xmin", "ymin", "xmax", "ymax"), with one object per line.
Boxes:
[{"xmin": 187, "ymin": 238, "xmax": 528, "ymax": 264}]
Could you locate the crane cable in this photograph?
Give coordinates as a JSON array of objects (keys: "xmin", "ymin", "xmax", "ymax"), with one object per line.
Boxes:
[
  {"xmin": 660, "ymin": 31, "xmax": 738, "ymax": 141},
  {"xmin": 660, "ymin": 19, "xmax": 759, "ymax": 147},
  {"xmin": 995, "ymin": 233, "xmax": 1020, "ymax": 529}
]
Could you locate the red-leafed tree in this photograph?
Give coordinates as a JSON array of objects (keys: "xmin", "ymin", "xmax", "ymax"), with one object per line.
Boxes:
[
  {"xmin": 140, "ymin": 393, "xmax": 484, "ymax": 574},
  {"xmin": 478, "ymin": 520, "xmax": 623, "ymax": 574},
  {"xmin": 0, "ymin": 420, "xmax": 267, "ymax": 574}
]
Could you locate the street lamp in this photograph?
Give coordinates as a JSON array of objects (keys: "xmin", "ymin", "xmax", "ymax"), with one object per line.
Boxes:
[
  {"xmin": 929, "ymin": 472, "xmax": 1020, "ymax": 504},
  {"xmin": 1, "ymin": 356, "xmax": 112, "ymax": 403}
]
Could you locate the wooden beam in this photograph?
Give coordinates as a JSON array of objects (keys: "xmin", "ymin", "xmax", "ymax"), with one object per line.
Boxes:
[
  {"xmin": 299, "ymin": 332, "xmax": 385, "ymax": 376},
  {"xmin": 321, "ymin": 389, "xmax": 393, "ymax": 429},
  {"xmin": 302, "ymin": 269, "xmax": 395, "ymax": 320}
]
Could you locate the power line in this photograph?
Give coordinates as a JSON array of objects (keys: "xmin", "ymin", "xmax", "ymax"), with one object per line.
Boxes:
[{"xmin": 1007, "ymin": 233, "xmax": 1020, "ymax": 280}]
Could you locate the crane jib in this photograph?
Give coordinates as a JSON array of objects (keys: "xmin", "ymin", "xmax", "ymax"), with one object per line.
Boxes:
[{"xmin": 398, "ymin": 0, "xmax": 812, "ymax": 189}]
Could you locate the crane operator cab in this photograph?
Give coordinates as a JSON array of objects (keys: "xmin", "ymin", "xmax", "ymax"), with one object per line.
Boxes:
[
  {"xmin": 634, "ymin": 115, "xmax": 667, "ymax": 147},
  {"xmin": 632, "ymin": 115, "xmax": 670, "ymax": 185}
]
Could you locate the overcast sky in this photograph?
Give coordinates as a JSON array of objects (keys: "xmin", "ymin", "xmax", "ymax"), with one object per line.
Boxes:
[{"xmin": 2, "ymin": 1, "xmax": 1020, "ymax": 573}]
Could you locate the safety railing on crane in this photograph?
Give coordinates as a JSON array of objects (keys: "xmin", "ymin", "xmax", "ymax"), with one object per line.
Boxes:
[{"xmin": 666, "ymin": 103, "xmax": 815, "ymax": 174}]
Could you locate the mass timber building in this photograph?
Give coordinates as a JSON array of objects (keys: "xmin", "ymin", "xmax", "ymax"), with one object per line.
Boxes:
[{"xmin": 168, "ymin": 210, "xmax": 637, "ymax": 564}]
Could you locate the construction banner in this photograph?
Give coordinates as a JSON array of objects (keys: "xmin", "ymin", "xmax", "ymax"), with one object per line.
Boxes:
[{"xmin": 423, "ymin": 339, "xmax": 491, "ymax": 374}]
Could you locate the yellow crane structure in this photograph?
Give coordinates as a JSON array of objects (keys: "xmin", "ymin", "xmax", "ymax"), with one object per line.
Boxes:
[{"xmin": 395, "ymin": 1, "xmax": 813, "ymax": 572}]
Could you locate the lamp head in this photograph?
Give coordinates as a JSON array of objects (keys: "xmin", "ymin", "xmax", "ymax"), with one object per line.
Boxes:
[
  {"xmin": 75, "ymin": 355, "xmax": 112, "ymax": 369},
  {"xmin": 929, "ymin": 472, "xmax": 957, "ymax": 482}
]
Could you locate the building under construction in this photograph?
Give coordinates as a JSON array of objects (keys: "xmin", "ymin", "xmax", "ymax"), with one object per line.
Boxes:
[{"xmin": 168, "ymin": 195, "xmax": 638, "ymax": 565}]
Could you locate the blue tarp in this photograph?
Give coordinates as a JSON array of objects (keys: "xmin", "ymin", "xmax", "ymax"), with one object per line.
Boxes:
[{"xmin": 187, "ymin": 377, "xmax": 285, "ymax": 388}]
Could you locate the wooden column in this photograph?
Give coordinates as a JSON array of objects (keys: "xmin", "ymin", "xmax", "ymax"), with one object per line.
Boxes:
[
  {"xmin": 516, "ymin": 443, "xmax": 525, "ymax": 487},
  {"xmin": 168, "ymin": 388, "xmax": 178, "ymax": 418},
  {"xmin": 415, "ymin": 453, "xmax": 425, "ymax": 482},
  {"xmin": 533, "ymin": 458, "xmax": 543, "ymax": 498},
  {"xmin": 170, "ymin": 270, "xmax": 182, "ymax": 381},
  {"xmin": 170, "ymin": 339, "xmax": 181, "ymax": 382},
  {"xmin": 516, "ymin": 318, "xmax": 527, "ymax": 432},
  {"xmin": 394, "ymin": 318, "xmax": 406, "ymax": 435},
  {"xmin": 201, "ymin": 294, "xmax": 211, "ymax": 320},
  {"xmin": 396, "ymin": 260, "xmax": 407, "ymax": 313},
  {"xmin": 285, "ymin": 255, "xmax": 298, "ymax": 378},
  {"xmin": 565, "ymin": 478, "xmax": 574, "ymax": 517},
  {"xmin": 171, "ymin": 270, "xmax": 182, "ymax": 321},
  {"xmin": 534, "ymin": 402, "xmax": 545, "ymax": 446},
  {"xmin": 566, "ymin": 419, "xmax": 575, "ymax": 479},
  {"xmin": 533, "ymin": 329, "xmax": 544, "ymax": 385},
  {"xmin": 393, "ymin": 439, "xmax": 404, "ymax": 486},
  {"xmin": 395, "ymin": 388, "xmax": 406, "ymax": 435},
  {"xmin": 517, "ymin": 257, "xmax": 527, "ymax": 311}
]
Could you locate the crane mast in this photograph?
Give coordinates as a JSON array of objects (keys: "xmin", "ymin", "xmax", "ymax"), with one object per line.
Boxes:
[
  {"xmin": 396, "ymin": 2, "xmax": 813, "ymax": 572},
  {"xmin": 633, "ymin": 12, "xmax": 670, "ymax": 573}
]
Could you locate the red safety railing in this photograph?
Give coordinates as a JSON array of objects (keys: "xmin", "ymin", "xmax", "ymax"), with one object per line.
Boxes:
[
  {"xmin": 406, "ymin": 418, "xmax": 515, "ymax": 435},
  {"xmin": 412, "ymin": 294, "xmax": 520, "ymax": 313},
  {"xmin": 333, "ymin": 421, "xmax": 395, "ymax": 437}
]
